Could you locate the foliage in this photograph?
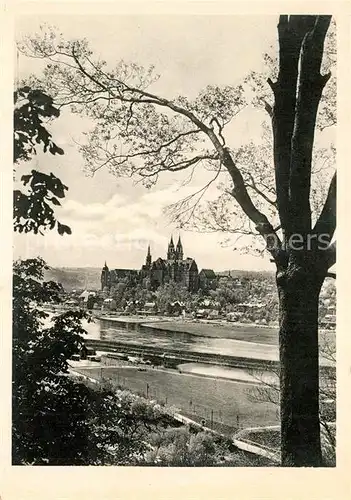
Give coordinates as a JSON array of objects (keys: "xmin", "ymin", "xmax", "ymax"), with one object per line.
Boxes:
[
  {"xmin": 109, "ymin": 279, "xmax": 154, "ymax": 311},
  {"xmin": 13, "ymin": 257, "xmax": 85, "ymax": 463},
  {"xmin": 155, "ymin": 281, "xmax": 191, "ymax": 314},
  {"xmin": 145, "ymin": 427, "xmax": 216, "ymax": 466},
  {"xmin": 143, "ymin": 425, "xmax": 269, "ymax": 466},
  {"xmin": 174, "ymin": 22, "xmax": 335, "ymax": 250},
  {"xmin": 14, "ymin": 86, "xmax": 71, "ymax": 235},
  {"xmin": 105, "ymin": 270, "xmax": 285, "ymax": 324},
  {"xmin": 144, "ymin": 426, "xmax": 222, "ymax": 466},
  {"xmin": 14, "ymin": 86, "xmax": 64, "ymax": 162},
  {"xmin": 12, "ymin": 258, "xmax": 167, "ymax": 465},
  {"xmin": 86, "ymin": 294, "xmax": 96, "ymax": 310}
]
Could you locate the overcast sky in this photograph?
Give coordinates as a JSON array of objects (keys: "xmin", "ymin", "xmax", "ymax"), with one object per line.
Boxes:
[{"xmin": 14, "ymin": 14, "xmax": 280, "ymax": 272}]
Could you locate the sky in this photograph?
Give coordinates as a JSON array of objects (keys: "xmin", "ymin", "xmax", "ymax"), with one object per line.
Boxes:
[{"xmin": 14, "ymin": 14, "xmax": 280, "ymax": 272}]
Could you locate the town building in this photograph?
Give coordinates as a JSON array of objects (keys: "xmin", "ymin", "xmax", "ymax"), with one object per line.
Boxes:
[
  {"xmin": 198, "ymin": 269, "xmax": 217, "ymax": 290},
  {"xmin": 101, "ymin": 262, "xmax": 139, "ymax": 291}
]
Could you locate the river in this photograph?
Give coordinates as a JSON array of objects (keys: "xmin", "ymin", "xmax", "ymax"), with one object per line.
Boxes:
[
  {"xmin": 45, "ymin": 311, "xmax": 334, "ymax": 365},
  {"xmin": 84, "ymin": 317, "xmax": 279, "ymax": 361}
]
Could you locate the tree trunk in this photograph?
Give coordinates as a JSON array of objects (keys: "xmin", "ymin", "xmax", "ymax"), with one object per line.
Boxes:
[{"xmin": 277, "ymin": 265, "xmax": 324, "ymax": 466}]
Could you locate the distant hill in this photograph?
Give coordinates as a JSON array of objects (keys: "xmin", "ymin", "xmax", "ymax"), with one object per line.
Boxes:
[
  {"xmin": 44, "ymin": 267, "xmax": 101, "ymax": 291},
  {"xmin": 45, "ymin": 266, "xmax": 275, "ymax": 292},
  {"xmin": 217, "ymin": 269, "xmax": 275, "ymax": 280}
]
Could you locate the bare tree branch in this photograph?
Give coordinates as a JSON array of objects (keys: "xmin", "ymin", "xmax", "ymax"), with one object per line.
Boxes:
[
  {"xmin": 166, "ymin": 163, "xmax": 223, "ymax": 225},
  {"xmin": 262, "ymin": 99, "xmax": 273, "ymax": 117},
  {"xmin": 246, "ymin": 172, "xmax": 277, "ymax": 207},
  {"xmin": 71, "ymin": 43, "xmax": 284, "ymax": 261}
]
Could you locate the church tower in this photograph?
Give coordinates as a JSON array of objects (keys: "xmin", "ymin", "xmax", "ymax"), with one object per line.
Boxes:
[
  {"xmin": 101, "ymin": 262, "xmax": 110, "ymax": 290},
  {"xmin": 145, "ymin": 244, "xmax": 152, "ymax": 269},
  {"xmin": 167, "ymin": 236, "xmax": 176, "ymax": 260},
  {"xmin": 176, "ymin": 236, "xmax": 183, "ymax": 261}
]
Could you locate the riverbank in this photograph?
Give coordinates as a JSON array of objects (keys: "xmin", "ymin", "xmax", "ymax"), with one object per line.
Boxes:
[{"xmin": 141, "ymin": 320, "xmax": 278, "ymax": 343}]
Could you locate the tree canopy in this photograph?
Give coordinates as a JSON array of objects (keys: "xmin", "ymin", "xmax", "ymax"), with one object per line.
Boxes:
[
  {"xmin": 14, "ymin": 86, "xmax": 71, "ymax": 235},
  {"xmin": 18, "ymin": 18, "xmax": 335, "ymax": 268}
]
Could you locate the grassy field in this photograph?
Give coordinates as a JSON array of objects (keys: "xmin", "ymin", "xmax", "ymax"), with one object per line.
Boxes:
[{"xmin": 75, "ymin": 366, "xmax": 279, "ymax": 431}]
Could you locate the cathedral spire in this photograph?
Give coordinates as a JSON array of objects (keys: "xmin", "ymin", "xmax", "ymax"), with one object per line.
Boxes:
[
  {"xmin": 167, "ymin": 235, "xmax": 175, "ymax": 260},
  {"xmin": 176, "ymin": 235, "xmax": 183, "ymax": 260},
  {"xmin": 146, "ymin": 244, "xmax": 152, "ymax": 268},
  {"xmin": 101, "ymin": 261, "xmax": 110, "ymax": 290}
]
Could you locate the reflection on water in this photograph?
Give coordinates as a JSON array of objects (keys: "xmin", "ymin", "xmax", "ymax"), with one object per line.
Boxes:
[{"xmin": 100, "ymin": 320, "xmax": 198, "ymax": 350}]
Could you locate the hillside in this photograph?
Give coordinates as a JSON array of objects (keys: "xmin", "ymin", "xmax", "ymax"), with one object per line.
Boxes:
[
  {"xmin": 44, "ymin": 267, "xmax": 101, "ymax": 291},
  {"xmin": 217, "ymin": 269, "xmax": 275, "ymax": 279}
]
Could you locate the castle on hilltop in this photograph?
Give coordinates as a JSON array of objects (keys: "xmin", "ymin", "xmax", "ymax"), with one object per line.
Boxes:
[{"xmin": 101, "ymin": 236, "xmax": 206, "ymax": 292}]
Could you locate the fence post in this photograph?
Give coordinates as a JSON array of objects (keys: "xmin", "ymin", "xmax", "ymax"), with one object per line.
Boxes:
[{"xmin": 210, "ymin": 409, "xmax": 214, "ymax": 429}]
